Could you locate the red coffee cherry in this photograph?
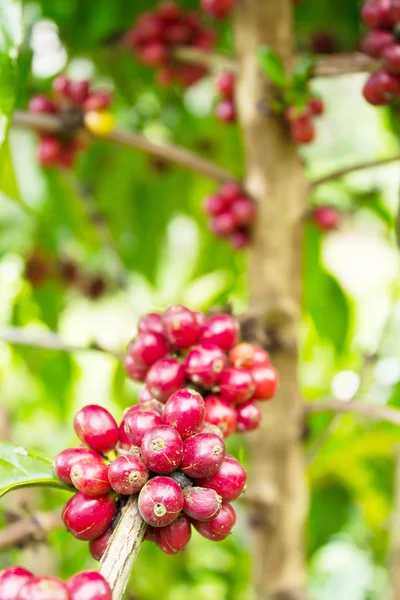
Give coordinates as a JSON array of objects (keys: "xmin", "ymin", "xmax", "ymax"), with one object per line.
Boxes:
[
  {"xmin": 138, "ymin": 476, "xmax": 184, "ymax": 527},
  {"xmin": 62, "ymin": 492, "xmax": 115, "ymax": 541},
  {"xmin": 202, "ymin": 0, "xmax": 235, "ymax": 19},
  {"xmin": 363, "ymin": 70, "xmax": 400, "ymax": 105},
  {"xmin": 83, "ymin": 92, "xmax": 112, "ymax": 111},
  {"xmin": 308, "ymin": 96, "xmax": 324, "ymax": 116},
  {"xmin": 192, "ymin": 503, "xmax": 236, "ymax": 541},
  {"xmin": 70, "ymin": 457, "xmax": 111, "ymax": 496},
  {"xmin": 193, "ymin": 310, "xmax": 207, "ymax": 331},
  {"xmin": 124, "ymin": 355, "xmax": 148, "ymax": 381},
  {"xmin": 163, "ymin": 389, "xmax": 206, "ymax": 439},
  {"xmin": 290, "ymin": 117, "xmax": 315, "ymax": 144},
  {"xmin": 140, "ymin": 42, "xmax": 168, "ymax": 65},
  {"xmin": 68, "ymin": 80, "xmax": 90, "ymax": 105},
  {"xmin": 37, "ymin": 137, "xmax": 62, "ymax": 166},
  {"xmin": 126, "ymin": 332, "xmax": 170, "ymax": 367},
  {"xmin": 145, "ymin": 358, "xmax": 186, "ymax": 402},
  {"xmin": 231, "ymin": 196, "xmax": 256, "ymax": 226},
  {"xmin": 155, "ymin": 514, "xmax": 192, "ymax": 554},
  {"xmin": 361, "ymin": 30, "xmax": 395, "ymax": 58},
  {"xmin": 204, "ymin": 395, "xmax": 237, "ymax": 437},
  {"xmin": 230, "ymin": 229, "xmax": 250, "ymax": 250},
  {"xmin": 183, "ymin": 486, "xmax": 222, "ymax": 521},
  {"xmin": 229, "ymin": 343, "xmax": 268, "ymax": 368},
  {"xmin": 219, "ymin": 367, "xmax": 255, "ymax": 404},
  {"xmin": 185, "ymin": 343, "xmax": 227, "ymax": 387},
  {"xmin": 200, "ymin": 314, "xmax": 240, "ymax": 350},
  {"xmin": 53, "ymin": 75, "xmax": 71, "ymax": 96},
  {"xmin": 29, "ymin": 95, "xmax": 57, "ymax": 114},
  {"xmin": 108, "ymin": 454, "xmax": 149, "ymax": 494},
  {"xmin": 215, "ymin": 100, "xmax": 236, "ymax": 123},
  {"xmin": 73, "ymin": 405, "xmax": 119, "ymax": 453},
  {"xmin": 141, "ymin": 425, "xmax": 184, "ymax": 474},
  {"xmin": 54, "ymin": 447, "xmax": 100, "ymax": 485},
  {"xmin": 204, "ymin": 193, "xmax": 230, "ymax": 217},
  {"xmin": 0, "ymin": 567, "xmax": 33, "ymax": 600},
  {"xmin": 66, "ymin": 571, "xmax": 112, "ymax": 600},
  {"xmin": 162, "ymin": 304, "xmax": 200, "ymax": 349},
  {"xmin": 216, "ymin": 71, "xmax": 235, "ymax": 99},
  {"xmin": 210, "ymin": 211, "xmax": 239, "ymax": 236},
  {"xmin": 196, "ymin": 454, "xmax": 247, "ymax": 502},
  {"xmin": 236, "ymin": 400, "xmax": 262, "ymax": 432},
  {"xmin": 361, "ymin": 0, "xmax": 391, "ymax": 29},
  {"xmin": 181, "ymin": 431, "xmax": 225, "ymax": 478},
  {"xmin": 89, "ymin": 528, "xmax": 112, "ymax": 561},
  {"xmin": 390, "ymin": 0, "xmax": 400, "ymax": 22},
  {"xmin": 139, "ymin": 386, "xmax": 155, "ymax": 403},
  {"xmin": 312, "ymin": 206, "xmax": 340, "ymax": 231},
  {"xmin": 219, "ymin": 182, "xmax": 242, "ymax": 203},
  {"xmin": 16, "ymin": 576, "xmax": 69, "ymax": 600},
  {"xmin": 382, "ymin": 44, "xmax": 400, "ymax": 73},
  {"xmin": 121, "ymin": 408, "xmax": 162, "ymax": 446},
  {"xmin": 138, "ymin": 312, "xmax": 164, "ymax": 335},
  {"xmin": 250, "ymin": 364, "xmax": 279, "ymax": 400}
]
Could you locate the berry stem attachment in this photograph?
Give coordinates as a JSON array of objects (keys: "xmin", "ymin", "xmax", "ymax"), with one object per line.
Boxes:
[{"xmin": 99, "ymin": 496, "xmax": 146, "ymax": 600}]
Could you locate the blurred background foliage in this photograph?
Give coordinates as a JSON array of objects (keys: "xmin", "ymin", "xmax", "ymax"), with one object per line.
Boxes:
[{"xmin": 1, "ymin": 0, "xmax": 400, "ymax": 598}]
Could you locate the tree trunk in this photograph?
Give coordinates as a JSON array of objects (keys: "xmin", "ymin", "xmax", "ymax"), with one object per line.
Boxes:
[{"xmin": 233, "ymin": 1, "xmax": 309, "ymax": 599}]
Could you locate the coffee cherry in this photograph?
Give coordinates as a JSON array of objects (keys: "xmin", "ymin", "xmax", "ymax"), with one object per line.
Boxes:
[
  {"xmin": 390, "ymin": 0, "xmax": 400, "ymax": 22},
  {"xmin": 83, "ymin": 92, "xmax": 112, "ymax": 111},
  {"xmin": 216, "ymin": 100, "xmax": 236, "ymax": 123},
  {"xmin": 84, "ymin": 111, "xmax": 115, "ymax": 136},
  {"xmin": 204, "ymin": 194, "xmax": 230, "ymax": 216},
  {"xmin": 68, "ymin": 80, "xmax": 90, "ymax": 104},
  {"xmin": 183, "ymin": 486, "xmax": 222, "ymax": 521},
  {"xmin": 163, "ymin": 389, "xmax": 205, "ymax": 439},
  {"xmin": 250, "ymin": 364, "xmax": 279, "ymax": 400},
  {"xmin": 124, "ymin": 355, "xmax": 148, "ymax": 381},
  {"xmin": 192, "ymin": 503, "xmax": 236, "ymax": 541},
  {"xmin": 383, "ymin": 44, "xmax": 400, "ymax": 73},
  {"xmin": 29, "ymin": 95, "xmax": 57, "ymax": 114},
  {"xmin": 53, "ymin": 75, "xmax": 71, "ymax": 96},
  {"xmin": 144, "ymin": 526, "xmax": 157, "ymax": 542},
  {"xmin": 37, "ymin": 136, "xmax": 62, "ymax": 166},
  {"xmin": 308, "ymin": 96, "xmax": 324, "ymax": 116},
  {"xmin": 109, "ymin": 454, "xmax": 149, "ymax": 494},
  {"xmin": 210, "ymin": 211, "xmax": 238, "ymax": 236},
  {"xmin": 204, "ymin": 395, "xmax": 237, "ymax": 437},
  {"xmin": 66, "ymin": 571, "xmax": 112, "ymax": 600},
  {"xmin": 197, "ymin": 455, "xmax": 247, "ymax": 502},
  {"xmin": 200, "ymin": 314, "xmax": 240, "ymax": 350},
  {"xmin": 54, "ymin": 447, "xmax": 101, "ymax": 485},
  {"xmin": 220, "ymin": 367, "xmax": 255, "ymax": 404},
  {"xmin": 312, "ymin": 206, "xmax": 340, "ymax": 230},
  {"xmin": 141, "ymin": 425, "xmax": 183, "ymax": 474},
  {"xmin": 231, "ymin": 197, "xmax": 256, "ymax": 226},
  {"xmin": 184, "ymin": 343, "xmax": 227, "ymax": 387},
  {"xmin": 140, "ymin": 42, "xmax": 168, "ymax": 65},
  {"xmin": 193, "ymin": 310, "xmax": 207, "ymax": 331},
  {"xmin": 138, "ymin": 476, "xmax": 184, "ymax": 527},
  {"xmin": 74, "ymin": 405, "xmax": 119, "ymax": 453},
  {"xmin": 202, "ymin": 0, "xmax": 235, "ymax": 19},
  {"xmin": 70, "ymin": 457, "xmax": 110, "ymax": 496},
  {"xmin": 122, "ymin": 408, "xmax": 162, "ymax": 446},
  {"xmin": 229, "ymin": 343, "xmax": 267, "ymax": 368},
  {"xmin": 361, "ymin": 30, "xmax": 395, "ymax": 58},
  {"xmin": 162, "ymin": 304, "xmax": 200, "ymax": 349},
  {"xmin": 62, "ymin": 492, "xmax": 115, "ymax": 541},
  {"xmin": 127, "ymin": 332, "xmax": 170, "ymax": 367},
  {"xmin": 0, "ymin": 567, "xmax": 33, "ymax": 600},
  {"xmin": 146, "ymin": 358, "xmax": 186, "ymax": 402},
  {"xmin": 138, "ymin": 312, "xmax": 164, "ymax": 335},
  {"xmin": 236, "ymin": 400, "xmax": 262, "ymax": 432},
  {"xmin": 16, "ymin": 576, "xmax": 69, "ymax": 600},
  {"xmin": 156, "ymin": 514, "xmax": 192, "ymax": 554},
  {"xmin": 361, "ymin": 0, "xmax": 391, "ymax": 29},
  {"xmin": 89, "ymin": 528, "xmax": 112, "ymax": 561},
  {"xmin": 290, "ymin": 118, "xmax": 315, "ymax": 144},
  {"xmin": 139, "ymin": 386, "xmax": 155, "ymax": 403},
  {"xmin": 216, "ymin": 71, "xmax": 235, "ymax": 99},
  {"xmin": 252, "ymin": 346, "xmax": 271, "ymax": 365},
  {"xmin": 181, "ymin": 432, "xmax": 225, "ymax": 478},
  {"xmin": 363, "ymin": 71, "xmax": 399, "ymax": 105},
  {"xmin": 219, "ymin": 182, "xmax": 243, "ymax": 203},
  {"xmin": 230, "ymin": 230, "xmax": 250, "ymax": 250}
]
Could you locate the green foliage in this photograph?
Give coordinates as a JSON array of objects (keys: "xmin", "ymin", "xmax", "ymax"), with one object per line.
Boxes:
[{"xmin": 257, "ymin": 46, "xmax": 287, "ymax": 88}]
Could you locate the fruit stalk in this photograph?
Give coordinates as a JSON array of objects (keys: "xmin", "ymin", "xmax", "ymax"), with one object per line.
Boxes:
[{"xmin": 99, "ymin": 496, "xmax": 147, "ymax": 600}]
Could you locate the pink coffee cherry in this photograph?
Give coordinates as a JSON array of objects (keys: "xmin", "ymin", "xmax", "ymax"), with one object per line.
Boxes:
[
  {"xmin": 68, "ymin": 80, "xmax": 90, "ymax": 105},
  {"xmin": 126, "ymin": 331, "xmax": 170, "ymax": 367},
  {"xmin": 70, "ymin": 457, "xmax": 111, "ymax": 496},
  {"xmin": 183, "ymin": 486, "xmax": 222, "ymax": 521},
  {"xmin": 53, "ymin": 75, "xmax": 71, "ymax": 96},
  {"xmin": 219, "ymin": 367, "xmax": 255, "ymax": 404},
  {"xmin": 216, "ymin": 71, "xmax": 235, "ymax": 98},
  {"xmin": 0, "ymin": 567, "xmax": 33, "ymax": 600},
  {"xmin": 73, "ymin": 405, "xmax": 119, "ymax": 453},
  {"xmin": 124, "ymin": 355, "xmax": 149, "ymax": 381},
  {"xmin": 215, "ymin": 100, "xmax": 236, "ymax": 123},
  {"xmin": 138, "ymin": 476, "xmax": 184, "ymax": 527},
  {"xmin": 200, "ymin": 314, "xmax": 240, "ymax": 350},
  {"xmin": 184, "ymin": 343, "xmax": 227, "ymax": 387},
  {"xmin": 202, "ymin": 0, "xmax": 235, "ymax": 19},
  {"xmin": 204, "ymin": 193, "xmax": 230, "ymax": 216},
  {"xmin": 54, "ymin": 447, "xmax": 101, "ymax": 485},
  {"xmin": 155, "ymin": 514, "xmax": 192, "ymax": 554},
  {"xmin": 121, "ymin": 408, "xmax": 162, "ymax": 446},
  {"xmin": 37, "ymin": 137, "xmax": 62, "ymax": 166},
  {"xmin": 89, "ymin": 528, "xmax": 112, "ymax": 561},
  {"xmin": 162, "ymin": 304, "xmax": 200, "ymax": 349},
  {"xmin": 108, "ymin": 454, "xmax": 149, "ymax": 494},
  {"xmin": 145, "ymin": 358, "xmax": 186, "ymax": 402},
  {"xmin": 66, "ymin": 571, "xmax": 112, "ymax": 600},
  {"xmin": 141, "ymin": 425, "xmax": 184, "ymax": 474},
  {"xmin": 192, "ymin": 503, "xmax": 236, "ymax": 541},
  {"xmin": 138, "ymin": 312, "xmax": 164, "ymax": 335},
  {"xmin": 16, "ymin": 576, "xmax": 70, "ymax": 600},
  {"xmin": 236, "ymin": 400, "xmax": 262, "ymax": 432},
  {"xmin": 196, "ymin": 454, "xmax": 247, "ymax": 502},
  {"xmin": 62, "ymin": 492, "xmax": 115, "ymax": 541},
  {"xmin": 181, "ymin": 431, "xmax": 225, "ymax": 478},
  {"xmin": 312, "ymin": 206, "xmax": 340, "ymax": 231},
  {"xmin": 204, "ymin": 395, "xmax": 237, "ymax": 437},
  {"xmin": 163, "ymin": 389, "xmax": 206, "ymax": 439},
  {"xmin": 29, "ymin": 95, "xmax": 57, "ymax": 114},
  {"xmin": 231, "ymin": 197, "xmax": 256, "ymax": 226},
  {"xmin": 250, "ymin": 364, "xmax": 279, "ymax": 400},
  {"xmin": 230, "ymin": 229, "xmax": 250, "ymax": 250}
]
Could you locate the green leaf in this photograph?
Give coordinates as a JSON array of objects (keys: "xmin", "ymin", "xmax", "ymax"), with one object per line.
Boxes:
[
  {"xmin": 291, "ymin": 55, "xmax": 315, "ymax": 88},
  {"xmin": 0, "ymin": 0, "xmax": 23, "ymax": 144},
  {"xmin": 257, "ymin": 46, "xmax": 286, "ymax": 88},
  {"xmin": 0, "ymin": 138, "xmax": 21, "ymax": 201},
  {"xmin": 0, "ymin": 442, "xmax": 70, "ymax": 498}
]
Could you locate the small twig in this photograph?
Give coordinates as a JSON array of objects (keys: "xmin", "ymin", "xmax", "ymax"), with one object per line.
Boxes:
[
  {"xmin": 313, "ymin": 53, "xmax": 376, "ymax": 78},
  {"xmin": 99, "ymin": 496, "xmax": 146, "ymax": 600},
  {"xmin": 0, "ymin": 509, "xmax": 62, "ymax": 552},
  {"xmin": 305, "ymin": 398, "xmax": 400, "ymax": 427},
  {"xmin": 390, "ymin": 446, "xmax": 400, "ymax": 600},
  {"xmin": 0, "ymin": 326, "xmax": 122, "ymax": 359},
  {"xmin": 311, "ymin": 154, "xmax": 400, "ymax": 189},
  {"xmin": 12, "ymin": 111, "xmax": 235, "ymax": 184},
  {"xmin": 172, "ymin": 47, "xmax": 237, "ymax": 71}
]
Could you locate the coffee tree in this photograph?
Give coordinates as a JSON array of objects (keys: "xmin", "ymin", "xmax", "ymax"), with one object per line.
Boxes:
[{"xmin": 1, "ymin": 0, "xmax": 400, "ymax": 599}]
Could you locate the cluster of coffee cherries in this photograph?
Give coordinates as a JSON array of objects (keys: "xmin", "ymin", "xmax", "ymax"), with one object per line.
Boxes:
[
  {"xmin": 28, "ymin": 76, "xmax": 114, "ymax": 168},
  {"xmin": 215, "ymin": 71, "xmax": 236, "ymax": 124},
  {"xmin": 284, "ymin": 95, "xmax": 324, "ymax": 145},
  {"xmin": 361, "ymin": 1, "xmax": 400, "ymax": 105},
  {"xmin": 311, "ymin": 206, "xmax": 340, "ymax": 231},
  {"xmin": 0, "ymin": 567, "xmax": 111, "ymax": 600},
  {"xmin": 55, "ymin": 395, "xmax": 247, "ymax": 556},
  {"xmin": 203, "ymin": 183, "xmax": 256, "ymax": 249},
  {"xmin": 124, "ymin": 305, "xmax": 278, "ymax": 432},
  {"xmin": 201, "ymin": 0, "xmax": 235, "ymax": 19},
  {"xmin": 124, "ymin": 2, "xmax": 215, "ymax": 87}
]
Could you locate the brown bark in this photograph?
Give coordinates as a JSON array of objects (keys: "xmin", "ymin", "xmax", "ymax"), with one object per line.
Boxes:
[{"xmin": 233, "ymin": 1, "xmax": 308, "ymax": 599}]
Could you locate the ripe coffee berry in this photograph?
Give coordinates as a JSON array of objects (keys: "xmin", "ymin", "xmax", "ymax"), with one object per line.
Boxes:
[
  {"xmin": 126, "ymin": 332, "xmax": 170, "ymax": 367},
  {"xmin": 62, "ymin": 492, "xmax": 116, "ymax": 541},
  {"xmin": 0, "ymin": 567, "xmax": 33, "ymax": 600},
  {"xmin": 181, "ymin": 431, "xmax": 225, "ymax": 478},
  {"xmin": 236, "ymin": 400, "xmax": 262, "ymax": 432},
  {"xmin": 138, "ymin": 312, "xmax": 164, "ymax": 335},
  {"xmin": 183, "ymin": 486, "xmax": 222, "ymax": 521},
  {"xmin": 155, "ymin": 514, "xmax": 192, "ymax": 554},
  {"xmin": 229, "ymin": 342, "xmax": 269, "ymax": 368},
  {"xmin": 145, "ymin": 358, "xmax": 186, "ymax": 402},
  {"xmin": 163, "ymin": 389, "xmax": 205, "ymax": 439},
  {"xmin": 108, "ymin": 454, "xmax": 149, "ymax": 494},
  {"xmin": 197, "ymin": 454, "xmax": 247, "ymax": 502},
  {"xmin": 138, "ymin": 476, "xmax": 184, "ymax": 527},
  {"xmin": 73, "ymin": 405, "xmax": 119, "ymax": 453},
  {"xmin": 54, "ymin": 447, "xmax": 100, "ymax": 485},
  {"xmin": 202, "ymin": 0, "xmax": 235, "ymax": 18},
  {"xmin": 184, "ymin": 343, "xmax": 227, "ymax": 387},
  {"xmin": 219, "ymin": 367, "xmax": 255, "ymax": 404},
  {"xmin": 122, "ymin": 408, "xmax": 162, "ymax": 446},
  {"xmin": 216, "ymin": 71, "xmax": 235, "ymax": 99},
  {"xmin": 66, "ymin": 571, "xmax": 112, "ymax": 600},
  {"xmin": 215, "ymin": 100, "xmax": 236, "ymax": 123},
  {"xmin": 250, "ymin": 364, "xmax": 279, "ymax": 400},
  {"xmin": 141, "ymin": 425, "xmax": 183, "ymax": 474},
  {"xmin": 162, "ymin": 304, "xmax": 200, "ymax": 349},
  {"xmin": 312, "ymin": 206, "xmax": 340, "ymax": 231},
  {"xmin": 192, "ymin": 503, "xmax": 236, "ymax": 541},
  {"xmin": 204, "ymin": 395, "xmax": 237, "ymax": 437},
  {"xmin": 70, "ymin": 457, "xmax": 111, "ymax": 496},
  {"xmin": 89, "ymin": 528, "xmax": 112, "ymax": 561},
  {"xmin": 16, "ymin": 576, "xmax": 70, "ymax": 600},
  {"xmin": 201, "ymin": 314, "xmax": 240, "ymax": 349}
]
